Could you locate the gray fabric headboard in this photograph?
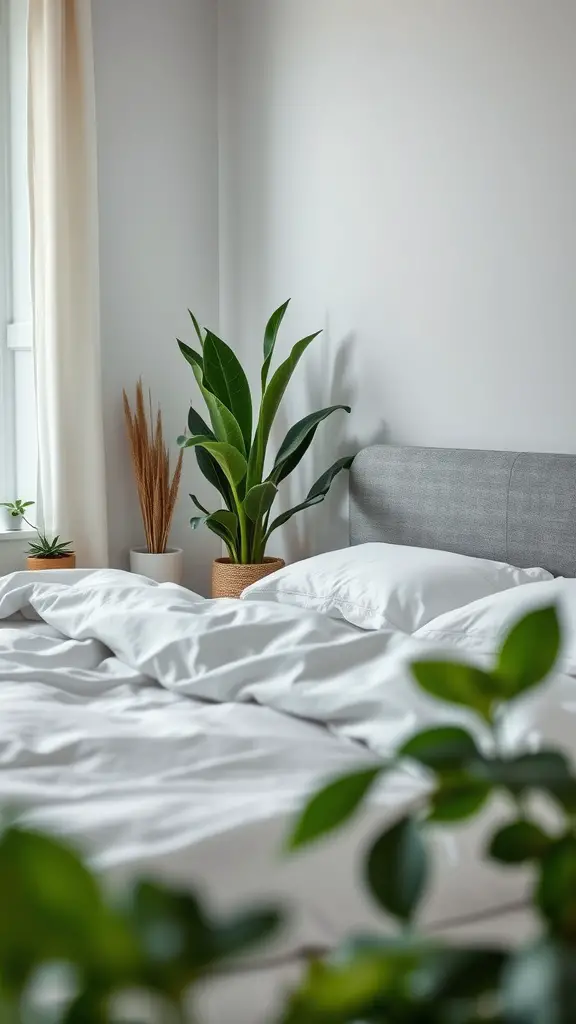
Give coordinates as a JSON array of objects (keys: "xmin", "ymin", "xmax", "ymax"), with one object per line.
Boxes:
[{"xmin": 350, "ymin": 446, "xmax": 576, "ymax": 578}]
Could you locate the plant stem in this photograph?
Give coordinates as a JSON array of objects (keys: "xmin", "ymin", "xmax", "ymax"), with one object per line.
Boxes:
[
  {"xmin": 491, "ymin": 704, "xmax": 506, "ymax": 758},
  {"xmin": 231, "ymin": 483, "xmax": 249, "ymax": 563},
  {"xmin": 251, "ymin": 520, "xmax": 264, "ymax": 563}
]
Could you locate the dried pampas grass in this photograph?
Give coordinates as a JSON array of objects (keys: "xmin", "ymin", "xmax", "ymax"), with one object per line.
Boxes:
[{"xmin": 123, "ymin": 380, "xmax": 183, "ymax": 554}]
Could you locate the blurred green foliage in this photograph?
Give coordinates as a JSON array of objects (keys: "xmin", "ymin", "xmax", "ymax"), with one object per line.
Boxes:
[{"xmin": 1, "ymin": 605, "xmax": 575, "ymax": 1021}]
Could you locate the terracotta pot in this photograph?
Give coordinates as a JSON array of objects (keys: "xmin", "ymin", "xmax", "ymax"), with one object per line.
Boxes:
[
  {"xmin": 211, "ymin": 557, "xmax": 285, "ymax": 599},
  {"xmin": 27, "ymin": 554, "xmax": 76, "ymax": 571}
]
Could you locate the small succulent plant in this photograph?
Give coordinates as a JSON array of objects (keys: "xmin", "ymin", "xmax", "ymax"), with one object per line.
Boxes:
[
  {"xmin": 27, "ymin": 533, "xmax": 74, "ymax": 559},
  {"xmin": 1, "ymin": 499, "xmax": 73, "ymax": 558}
]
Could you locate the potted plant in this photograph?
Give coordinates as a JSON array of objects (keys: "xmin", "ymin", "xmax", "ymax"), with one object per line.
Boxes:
[
  {"xmin": 0, "ymin": 499, "xmax": 34, "ymax": 531},
  {"xmin": 27, "ymin": 532, "xmax": 76, "ymax": 570},
  {"xmin": 123, "ymin": 380, "xmax": 184, "ymax": 585},
  {"xmin": 0, "ymin": 500, "xmax": 75, "ymax": 568},
  {"xmin": 177, "ymin": 301, "xmax": 354, "ymax": 598}
]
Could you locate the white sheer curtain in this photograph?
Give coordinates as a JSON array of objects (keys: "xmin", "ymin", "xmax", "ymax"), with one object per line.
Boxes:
[{"xmin": 27, "ymin": 0, "xmax": 108, "ymax": 566}]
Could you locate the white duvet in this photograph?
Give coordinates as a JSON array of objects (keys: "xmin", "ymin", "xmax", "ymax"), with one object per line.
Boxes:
[{"xmin": 1, "ymin": 569, "xmax": 575, "ymax": 1022}]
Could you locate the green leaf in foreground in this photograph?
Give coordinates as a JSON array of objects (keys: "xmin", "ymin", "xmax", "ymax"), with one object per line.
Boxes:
[
  {"xmin": 497, "ymin": 606, "xmax": 561, "ymax": 698},
  {"xmin": 399, "ymin": 726, "xmax": 480, "ymax": 773},
  {"xmin": 365, "ymin": 816, "xmax": 427, "ymax": 923},
  {"xmin": 213, "ymin": 906, "xmax": 283, "ymax": 959},
  {"xmin": 287, "ymin": 767, "xmax": 383, "ymax": 852},
  {"xmin": 536, "ymin": 837, "xmax": 576, "ymax": 940},
  {"xmin": 411, "ymin": 660, "xmax": 501, "ymax": 724},
  {"xmin": 286, "ymin": 953, "xmax": 400, "ymax": 1019},
  {"xmin": 428, "ymin": 777, "xmax": 492, "ymax": 823},
  {"xmin": 489, "ymin": 821, "xmax": 552, "ymax": 865},
  {"xmin": 480, "ymin": 751, "xmax": 573, "ymax": 796},
  {"xmin": 419, "ymin": 947, "xmax": 508, "ymax": 1001}
]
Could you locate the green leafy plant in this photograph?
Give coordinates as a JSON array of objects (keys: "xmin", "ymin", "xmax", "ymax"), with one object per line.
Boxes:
[
  {"xmin": 285, "ymin": 604, "xmax": 576, "ymax": 1023},
  {"xmin": 0, "ymin": 500, "xmax": 74, "ymax": 559},
  {"xmin": 1, "ymin": 607, "xmax": 575, "ymax": 1022},
  {"xmin": 177, "ymin": 302, "xmax": 354, "ymax": 563},
  {"xmin": 0, "ymin": 499, "xmax": 34, "ymax": 519},
  {"xmin": 0, "ymin": 820, "xmax": 282, "ymax": 1022},
  {"xmin": 27, "ymin": 534, "xmax": 74, "ymax": 559}
]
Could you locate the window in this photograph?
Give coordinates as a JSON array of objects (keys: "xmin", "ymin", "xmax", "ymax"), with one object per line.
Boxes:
[{"xmin": 0, "ymin": 0, "xmax": 35, "ymax": 507}]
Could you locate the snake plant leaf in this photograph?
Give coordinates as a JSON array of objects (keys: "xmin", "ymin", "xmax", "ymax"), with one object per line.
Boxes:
[
  {"xmin": 203, "ymin": 332, "xmax": 253, "ymax": 451},
  {"xmin": 200, "ymin": 385, "xmax": 246, "ymax": 456},
  {"xmin": 307, "ymin": 456, "xmax": 354, "ymax": 500},
  {"xmin": 270, "ymin": 406, "xmax": 352, "ymax": 485},
  {"xmin": 182, "ymin": 436, "xmax": 247, "ymax": 488},
  {"xmin": 190, "ymin": 510, "xmax": 239, "ymax": 559},
  {"xmin": 187, "ymin": 406, "xmax": 214, "ymax": 439},
  {"xmin": 243, "ymin": 482, "xmax": 278, "ymax": 523},
  {"xmin": 190, "ymin": 494, "xmax": 211, "ymax": 516},
  {"xmin": 186, "ymin": 409, "xmax": 235, "ymax": 506},
  {"xmin": 265, "ymin": 456, "xmax": 353, "ymax": 539},
  {"xmin": 261, "ymin": 299, "xmax": 291, "ymax": 391},
  {"xmin": 208, "ymin": 510, "xmax": 238, "ymax": 540},
  {"xmin": 196, "ymin": 449, "xmax": 235, "ymax": 511},
  {"xmin": 177, "ymin": 340, "xmax": 204, "ymax": 387},
  {"xmin": 182, "ymin": 337, "xmax": 245, "ymax": 451},
  {"xmin": 188, "ymin": 309, "xmax": 205, "ymax": 348},
  {"xmin": 248, "ymin": 331, "xmax": 322, "ymax": 488},
  {"xmin": 207, "ymin": 511, "xmax": 239, "ymax": 561}
]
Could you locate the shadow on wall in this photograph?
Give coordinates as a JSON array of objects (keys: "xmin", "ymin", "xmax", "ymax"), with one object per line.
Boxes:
[{"xmin": 273, "ymin": 321, "xmax": 389, "ymax": 562}]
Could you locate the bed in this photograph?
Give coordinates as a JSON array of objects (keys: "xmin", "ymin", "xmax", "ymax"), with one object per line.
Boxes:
[{"xmin": 1, "ymin": 445, "xmax": 576, "ymax": 1022}]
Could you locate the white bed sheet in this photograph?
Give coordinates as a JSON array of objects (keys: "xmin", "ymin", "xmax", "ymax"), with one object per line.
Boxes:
[{"xmin": 1, "ymin": 569, "xmax": 574, "ymax": 1022}]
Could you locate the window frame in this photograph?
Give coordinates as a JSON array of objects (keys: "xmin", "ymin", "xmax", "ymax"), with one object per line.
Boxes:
[
  {"xmin": 0, "ymin": 0, "xmax": 16, "ymax": 501},
  {"xmin": 0, "ymin": 0, "xmax": 33, "ymax": 505}
]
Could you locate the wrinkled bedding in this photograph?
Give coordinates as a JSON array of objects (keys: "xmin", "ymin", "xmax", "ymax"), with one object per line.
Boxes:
[{"xmin": 1, "ymin": 568, "xmax": 574, "ymax": 1022}]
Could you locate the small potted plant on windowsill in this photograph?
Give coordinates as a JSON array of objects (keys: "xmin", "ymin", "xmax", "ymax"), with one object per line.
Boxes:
[
  {"xmin": 1, "ymin": 500, "xmax": 76, "ymax": 568},
  {"xmin": 0, "ymin": 499, "xmax": 35, "ymax": 532}
]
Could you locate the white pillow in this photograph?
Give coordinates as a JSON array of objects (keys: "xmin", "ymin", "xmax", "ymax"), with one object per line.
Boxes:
[
  {"xmin": 415, "ymin": 577, "xmax": 576, "ymax": 672},
  {"xmin": 241, "ymin": 543, "xmax": 552, "ymax": 633}
]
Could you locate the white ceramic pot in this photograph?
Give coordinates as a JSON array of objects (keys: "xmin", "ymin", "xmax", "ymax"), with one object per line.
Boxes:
[
  {"xmin": 129, "ymin": 547, "xmax": 184, "ymax": 585},
  {"xmin": 0, "ymin": 509, "xmax": 23, "ymax": 531}
]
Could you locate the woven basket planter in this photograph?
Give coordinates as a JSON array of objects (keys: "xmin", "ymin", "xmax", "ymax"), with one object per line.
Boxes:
[
  {"xmin": 27, "ymin": 554, "xmax": 76, "ymax": 571},
  {"xmin": 212, "ymin": 557, "xmax": 285, "ymax": 599}
]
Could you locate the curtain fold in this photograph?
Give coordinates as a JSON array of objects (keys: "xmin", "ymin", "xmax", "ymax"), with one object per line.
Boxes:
[{"xmin": 27, "ymin": 0, "xmax": 108, "ymax": 566}]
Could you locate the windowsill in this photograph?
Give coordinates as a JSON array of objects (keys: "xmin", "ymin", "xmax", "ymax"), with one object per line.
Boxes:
[{"xmin": 0, "ymin": 530, "xmax": 35, "ymax": 542}]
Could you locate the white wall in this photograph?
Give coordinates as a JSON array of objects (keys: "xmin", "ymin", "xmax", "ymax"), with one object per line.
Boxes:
[
  {"xmin": 0, "ymin": 535, "xmax": 33, "ymax": 575},
  {"xmin": 219, "ymin": 0, "xmax": 576, "ymax": 559},
  {"xmin": 92, "ymin": 0, "xmax": 220, "ymax": 594}
]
